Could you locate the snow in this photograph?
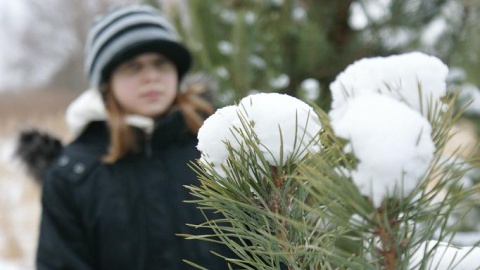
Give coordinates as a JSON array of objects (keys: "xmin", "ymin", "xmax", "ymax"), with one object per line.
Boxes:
[
  {"xmin": 219, "ymin": 9, "xmax": 236, "ymax": 24},
  {"xmin": 330, "ymin": 51, "xmax": 449, "ymax": 116},
  {"xmin": 447, "ymin": 67, "xmax": 467, "ymax": 84},
  {"xmin": 451, "ymin": 231, "xmax": 480, "ymax": 246},
  {"xmin": 218, "ymin": 41, "xmax": 234, "ymax": 55},
  {"xmin": 244, "ymin": 11, "xmax": 256, "ymax": 25},
  {"xmin": 348, "ymin": 2, "xmax": 369, "ymax": 30},
  {"xmin": 378, "ymin": 27, "xmax": 416, "ymax": 49},
  {"xmin": 457, "ymin": 83, "xmax": 480, "ymax": 116},
  {"xmin": 271, "ymin": 0, "xmax": 284, "ymax": 6},
  {"xmin": 215, "ymin": 67, "xmax": 229, "ymax": 79},
  {"xmin": 363, "ymin": 0, "xmax": 392, "ymax": 22},
  {"xmin": 330, "ymin": 94, "xmax": 435, "ymax": 207},
  {"xmin": 300, "ymin": 79, "xmax": 320, "ymax": 101},
  {"xmin": 348, "ymin": 0, "xmax": 392, "ymax": 30},
  {"xmin": 421, "ymin": 17, "xmax": 448, "ymax": 47},
  {"xmin": 197, "ymin": 105, "xmax": 241, "ymax": 176},
  {"xmin": 328, "ymin": 52, "xmax": 449, "ymax": 207},
  {"xmin": 0, "ymin": 260, "xmax": 27, "ymax": 270},
  {"xmin": 197, "ymin": 93, "xmax": 322, "ymax": 175},
  {"xmin": 0, "ymin": 137, "xmax": 40, "ymax": 270},
  {"xmin": 410, "ymin": 240, "xmax": 480, "ymax": 269},
  {"xmin": 269, "ymin": 74, "xmax": 290, "ymax": 89},
  {"xmin": 249, "ymin": 55, "xmax": 266, "ymax": 69},
  {"xmin": 238, "ymin": 93, "xmax": 322, "ymax": 166},
  {"xmin": 292, "ymin": 7, "xmax": 306, "ymax": 21},
  {"xmin": 200, "ymin": 52, "xmax": 460, "ymax": 211}
]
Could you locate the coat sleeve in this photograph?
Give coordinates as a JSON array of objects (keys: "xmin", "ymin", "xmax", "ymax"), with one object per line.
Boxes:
[{"xmin": 36, "ymin": 160, "xmax": 94, "ymax": 270}]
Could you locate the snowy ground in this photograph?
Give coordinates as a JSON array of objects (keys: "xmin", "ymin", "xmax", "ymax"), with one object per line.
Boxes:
[
  {"xmin": 0, "ymin": 90, "xmax": 73, "ymax": 269},
  {"xmin": 0, "ymin": 137, "xmax": 39, "ymax": 270}
]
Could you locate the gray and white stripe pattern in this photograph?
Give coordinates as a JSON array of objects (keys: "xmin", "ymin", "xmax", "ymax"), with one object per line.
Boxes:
[{"xmin": 84, "ymin": 4, "xmax": 191, "ymax": 88}]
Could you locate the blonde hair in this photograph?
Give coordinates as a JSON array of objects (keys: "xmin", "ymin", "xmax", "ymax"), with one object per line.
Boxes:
[{"xmin": 101, "ymin": 83, "xmax": 214, "ymax": 164}]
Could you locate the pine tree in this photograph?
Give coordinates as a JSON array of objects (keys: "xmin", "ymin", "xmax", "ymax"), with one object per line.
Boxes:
[
  {"xmin": 184, "ymin": 52, "xmax": 480, "ymax": 269},
  {"xmin": 145, "ymin": 1, "xmax": 480, "ymax": 268},
  {"xmin": 165, "ymin": 0, "xmax": 478, "ymax": 111}
]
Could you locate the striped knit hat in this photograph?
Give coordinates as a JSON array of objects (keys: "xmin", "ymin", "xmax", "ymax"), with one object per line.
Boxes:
[{"xmin": 84, "ymin": 4, "xmax": 192, "ymax": 88}]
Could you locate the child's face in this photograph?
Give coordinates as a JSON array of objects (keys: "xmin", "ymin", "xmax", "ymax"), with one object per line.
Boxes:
[{"xmin": 110, "ymin": 52, "xmax": 178, "ymax": 118}]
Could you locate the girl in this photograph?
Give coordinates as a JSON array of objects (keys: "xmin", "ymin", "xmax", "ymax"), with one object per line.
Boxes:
[{"xmin": 34, "ymin": 4, "xmax": 231, "ymax": 269}]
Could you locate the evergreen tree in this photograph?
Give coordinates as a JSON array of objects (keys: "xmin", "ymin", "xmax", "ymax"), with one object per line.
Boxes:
[
  {"xmin": 185, "ymin": 52, "xmax": 480, "ymax": 269},
  {"xmin": 143, "ymin": 1, "xmax": 480, "ymax": 268},
  {"xmin": 164, "ymin": 0, "xmax": 478, "ymax": 111}
]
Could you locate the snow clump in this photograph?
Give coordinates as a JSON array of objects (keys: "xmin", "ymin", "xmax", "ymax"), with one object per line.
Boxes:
[
  {"xmin": 197, "ymin": 93, "xmax": 322, "ymax": 176},
  {"xmin": 330, "ymin": 51, "xmax": 449, "ymax": 116}
]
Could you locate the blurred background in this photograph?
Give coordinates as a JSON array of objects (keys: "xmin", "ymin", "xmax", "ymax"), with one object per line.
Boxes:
[{"xmin": 1, "ymin": 0, "xmax": 480, "ymax": 268}]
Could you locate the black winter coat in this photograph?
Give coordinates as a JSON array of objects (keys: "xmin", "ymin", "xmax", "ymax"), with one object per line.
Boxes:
[{"xmin": 37, "ymin": 112, "xmax": 231, "ymax": 270}]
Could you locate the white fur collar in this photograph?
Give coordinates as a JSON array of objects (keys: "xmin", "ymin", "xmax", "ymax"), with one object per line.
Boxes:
[{"xmin": 66, "ymin": 88, "xmax": 155, "ymax": 137}]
